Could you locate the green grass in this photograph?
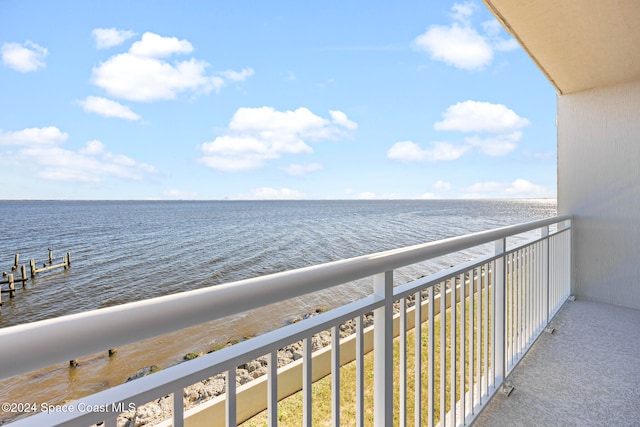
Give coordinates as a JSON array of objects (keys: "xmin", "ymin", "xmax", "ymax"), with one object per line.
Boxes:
[{"xmin": 240, "ymin": 287, "xmax": 492, "ymax": 427}]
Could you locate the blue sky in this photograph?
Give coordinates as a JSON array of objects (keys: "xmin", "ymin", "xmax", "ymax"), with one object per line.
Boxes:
[{"xmin": 0, "ymin": 1, "xmax": 557, "ymax": 200}]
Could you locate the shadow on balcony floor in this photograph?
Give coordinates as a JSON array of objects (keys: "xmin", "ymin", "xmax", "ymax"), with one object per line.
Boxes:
[{"xmin": 473, "ymin": 299, "xmax": 640, "ymax": 426}]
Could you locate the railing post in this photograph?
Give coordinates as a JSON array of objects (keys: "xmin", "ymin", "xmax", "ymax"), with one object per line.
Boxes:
[
  {"xmin": 494, "ymin": 238, "xmax": 506, "ymax": 386},
  {"xmin": 567, "ymin": 220, "xmax": 572, "ymax": 297},
  {"xmin": 173, "ymin": 388, "xmax": 184, "ymax": 427},
  {"xmin": 226, "ymin": 369, "xmax": 236, "ymax": 427},
  {"xmin": 268, "ymin": 350, "xmax": 278, "ymax": 426},
  {"xmin": 373, "ymin": 270, "xmax": 393, "ymax": 427},
  {"xmin": 303, "ymin": 336, "xmax": 312, "ymax": 427},
  {"xmin": 542, "ymin": 225, "xmax": 549, "ymax": 324}
]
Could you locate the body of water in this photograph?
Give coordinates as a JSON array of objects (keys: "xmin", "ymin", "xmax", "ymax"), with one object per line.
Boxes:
[{"xmin": 0, "ymin": 199, "xmax": 556, "ymax": 421}]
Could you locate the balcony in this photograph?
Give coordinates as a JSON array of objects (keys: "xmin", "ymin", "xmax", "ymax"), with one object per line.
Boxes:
[
  {"xmin": 2, "ymin": 216, "xmax": 574, "ymax": 426},
  {"xmin": 473, "ymin": 298, "xmax": 640, "ymax": 426}
]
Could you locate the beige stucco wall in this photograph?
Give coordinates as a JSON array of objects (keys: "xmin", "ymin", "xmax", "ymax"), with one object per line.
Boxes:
[{"xmin": 558, "ymin": 78, "xmax": 640, "ymax": 309}]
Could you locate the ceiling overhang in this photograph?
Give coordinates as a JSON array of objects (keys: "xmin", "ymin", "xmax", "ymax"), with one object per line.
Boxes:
[{"xmin": 483, "ymin": 0, "xmax": 640, "ymax": 94}]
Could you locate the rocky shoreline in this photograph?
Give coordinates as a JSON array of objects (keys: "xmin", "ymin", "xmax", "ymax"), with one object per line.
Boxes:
[{"xmin": 106, "ymin": 289, "xmax": 435, "ymax": 427}]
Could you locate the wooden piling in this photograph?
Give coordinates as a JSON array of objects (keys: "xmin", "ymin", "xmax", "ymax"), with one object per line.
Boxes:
[
  {"xmin": 66, "ymin": 252, "xmax": 71, "ymax": 267},
  {"xmin": 21, "ymin": 265, "xmax": 27, "ymax": 288},
  {"xmin": 8, "ymin": 274, "xmax": 15, "ymax": 298},
  {"xmin": 12, "ymin": 253, "xmax": 19, "ymax": 271},
  {"xmin": 48, "ymin": 248, "xmax": 53, "ymax": 265},
  {"xmin": 30, "ymin": 259, "xmax": 36, "ymax": 277}
]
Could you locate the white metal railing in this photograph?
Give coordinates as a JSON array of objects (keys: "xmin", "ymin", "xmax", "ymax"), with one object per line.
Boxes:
[{"xmin": 0, "ymin": 215, "xmax": 572, "ymax": 427}]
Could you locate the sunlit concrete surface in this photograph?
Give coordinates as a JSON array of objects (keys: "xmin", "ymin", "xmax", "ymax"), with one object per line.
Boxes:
[{"xmin": 473, "ymin": 299, "xmax": 640, "ymax": 426}]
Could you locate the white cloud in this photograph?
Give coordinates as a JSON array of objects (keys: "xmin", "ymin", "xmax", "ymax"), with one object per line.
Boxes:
[
  {"xmin": 482, "ymin": 20, "xmax": 520, "ymax": 51},
  {"xmin": 464, "ymin": 131, "xmax": 522, "ymax": 156},
  {"xmin": 232, "ymin": 187, "xmax": 305, "ymax": 200},
  {"xmin": 93, "ymin": 53, "xmax": 220, "ymax": 102},
  {"xmin": 417, "ymin": 192, "xmax": 438, "ymax": 199},
  {"xmin": 329, "ymin": 110, "xmax": 358, "ymax": 130},
  {"xmin": 433, "ymin": 180, "xmax": 452, "ymax": 191},
  {"xmin": 388, "ymin": 100, "xmax": 528, "ymax": 162},
  {"xmin": 450, "ymin": 2, "xmax": 477, "ymax": 25},
  {"xmin": 412, "ymin": 3, "xmax": 519, "ymax": 70},
  {"xmin": 413, "ymin": 23, "xmax": 492, "ymax": 70},
  {"xmin": 434, "ymin": 100, "xmax": 530, "ymax": 133},
  {"xmin": 163, "ymin": 189, "xmax": 199, "ymax": 199},
  {"xmin": 129, "ymin": 32, "xmax": 193, "ymax": 58},
  {"xmin": 17, "ymin": 142, "xmax": 156, "ymax": 182},
  {"xmin": 1, "ymin": 126, "xmax": 155, "ymax": 182},
  {"xmin": 417, "ymin": 180, "xmax": 451, "ymax": 199},
  {"xmin": 92, "ymin": 28, "xmax": 137, "ymax": 49},
  {"xmin": 0, "ymin": 126, "xmax": 68, "ymax": 146},
  {"xmin": 1, "ymin": 41, "xmax": 48, "ymax": 72},
  {"xmin": 219, "ymin": 68, "xmax": 255, "ymax": 82},
  {"xmin": 283, "ymin": 163, "xmax": 323, "ymax": 176},
  {"xmin": 464, "ymin": 179, "xmax": 554, "ymax": 198},
  {"xmin": 78, "ymin": 96, "xmax": 140, "ymax": 120},
  {"xmin": 357, "ymin": 192, "xmax": 400, "ymax": 200},
  {"xmin": 417, "ymin": 181, "xmax": 451, "ymax": 199},
  {"xmin": 199, "ymin": 107, "xmax": 356, "ymax": 171},
  {"xmin": 387, "ymin": 141, "xmax": 469, "ymax": 162},
  {"xmin": 91, "ymin": 32, "xmax": 252, "ymax": 102}
]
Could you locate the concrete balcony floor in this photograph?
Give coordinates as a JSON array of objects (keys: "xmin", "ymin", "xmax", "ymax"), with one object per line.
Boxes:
[{"xmin": 473, "ymin": 299, "xmax": 640, "ymax": 426}]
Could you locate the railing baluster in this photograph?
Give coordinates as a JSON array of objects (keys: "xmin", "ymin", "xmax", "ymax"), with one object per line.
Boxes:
[
  {"xmin": 516, "ymin": 251, "xmax": 520, "ymax": 354},
  {"xmin": 469, "ymin": 269, "xmax": 474, "ymax": 414},
  {"xmin": 415, "ymin": 291, "xmax": 422, "ymax": 426},
  {"xmin": 489, "ymin": 260, "xmax": 496, "ymax": 388},
  {"xmin": 226, "ymin": 369, "xmax": 236, "ymax": 427},
  {"xmin": 303, "ymin": 336, "xmax": 312, "ymax": 427},
  {"xmin": 494, "ymin": 238, "xmax": 506, "ymax": 387},
  {"xmin": 533, "ymin": 242, "xmax": 537, "ymax": 333},
  {"xmin": 400, "ymin": 297, "xmax": 407, "ymax": 427},
  {"xmin": 173, "ymin": 388, "xmax": 184, "ymax": 427},
  {"xmin": 268, "ymin": 350, "xmax": 278, "ymax": 427},
  {"xmin": 476, "ymin": 267, "xmax": 482, "ymax": 410},
  {"xmin": 506, "ymin": 253, "xmax": 512, "ymax": 369},
  {"xmin": 530, "ymin": 244, "xmax": 535, "ymax": 340},
  {"xmin": 373, "ymin": 271, "xmax": 393, "ymax": 427},
  {"xmin": 428, "ymin": 286, "xmax": 435, "ymax": 427},
  {"xmin": 332, "ymin": 325, "xmax": 340, "ymax": 427},
  {"xmin": 542, "ymin": 226, "xmax": 550, "ymax": 324},
  {"xmin": 482, "ymin": 263, "xmax": 489, "ymax": 398},
  {"xmin": 450, "ymin": 275, "xmax": 457, "ymax": 426},
  {"xmin": 356, "ymin": 315, "xmax": 364, "ymax": 427},
  {"xmin": 567, "ymin": 221, "xmax": 573, "ymax": 298},
  {"xmin": 440, "ymin": 280, "xmax": 447, "ymax": 426},
  {"xmin": 460, "ymin": 273, "xmax": 467, "ymax": 421},
  {"xmin": 523, "ymin": 247, "xmax": 527, "ymax": 346}
]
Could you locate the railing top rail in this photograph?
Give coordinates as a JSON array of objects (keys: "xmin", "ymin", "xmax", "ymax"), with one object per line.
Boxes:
[{"xmin": 0, "ymin": 214, "xmax": 570, "ymax": 380}]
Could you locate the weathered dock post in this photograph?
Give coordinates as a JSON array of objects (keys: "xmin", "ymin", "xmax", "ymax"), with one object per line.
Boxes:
[
  {"xmin": 21, "ymin": 265, "xmax": 28, "ymax": 288},
  {"xmin": 13, "ymin": 253, "xmax": 19, "ymax": 271},
  {"xmin": 66, "ymin": 252, "xmax": 71, "ymax": 267},
  {"xmin": 30, "ymin": 259, "xmax": 36, "ymax": 278},
  {"xmin": 48, "ymin": 248, "xmax": 53, "ymax": 265},
  {"xmin": 8, "ymin": 274, "xmax": 15, "ymax": 298}
]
